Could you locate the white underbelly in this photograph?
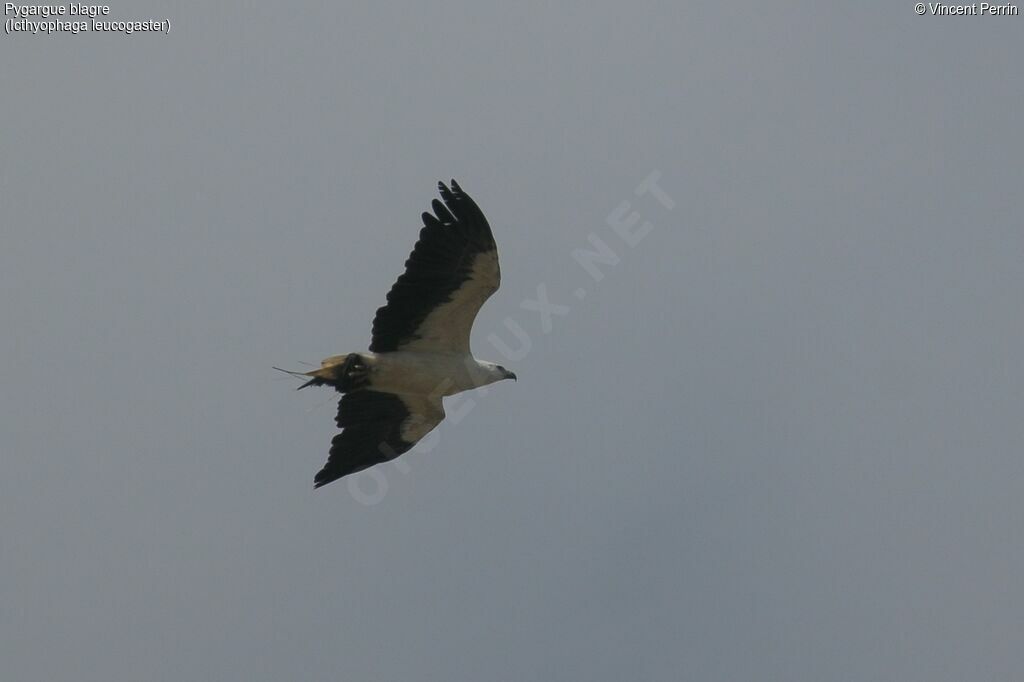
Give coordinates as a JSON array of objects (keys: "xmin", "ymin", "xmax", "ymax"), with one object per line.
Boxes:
[{"xmin": 365, "ymin": 351, "xmax": 481, "ymax": 396}]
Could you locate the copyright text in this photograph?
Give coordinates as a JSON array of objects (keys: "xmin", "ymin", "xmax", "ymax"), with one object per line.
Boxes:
[{"xmin": 914, "ymin": 2, "xmax": 1019, "ymax": 14}]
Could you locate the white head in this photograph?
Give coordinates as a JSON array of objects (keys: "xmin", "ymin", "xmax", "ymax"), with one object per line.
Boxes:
[{"xmin": 474, "ymin": 361, "xmax": 517, "ymax": 386}]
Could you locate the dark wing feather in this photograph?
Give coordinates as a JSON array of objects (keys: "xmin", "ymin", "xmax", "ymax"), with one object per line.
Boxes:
[
  {"xmin": 313, "ymin": 390, "xmax": 444, "ymax": 489},
  {"xmin": 313, "ymin": 391, "xmax": 412, "ymax": 488},
  {"xmin": 369, "ymin": 180, "xmax": 498, "ymax": 353}
]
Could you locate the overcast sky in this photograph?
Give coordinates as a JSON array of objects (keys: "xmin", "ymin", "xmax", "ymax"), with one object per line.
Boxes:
[{"xmin": 2, "ymin": 2, "xmax": 1022, "ymax": 680}]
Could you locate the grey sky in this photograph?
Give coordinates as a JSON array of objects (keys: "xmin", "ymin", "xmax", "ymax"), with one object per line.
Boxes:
[{"xmin": 2, "ymin": 2, "xmax": 1022, "ymax": 680}]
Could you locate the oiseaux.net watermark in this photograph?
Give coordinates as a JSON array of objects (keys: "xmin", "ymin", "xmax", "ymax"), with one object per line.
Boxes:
[{"xmin": 346, "ymin": 171, "xmax": 677, "ymax": 505}]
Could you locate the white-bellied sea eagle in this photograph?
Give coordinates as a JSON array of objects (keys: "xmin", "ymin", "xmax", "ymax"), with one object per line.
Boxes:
[{"xmin": 280, "ymin": 180, "xmax": 516, "ymax": 489}]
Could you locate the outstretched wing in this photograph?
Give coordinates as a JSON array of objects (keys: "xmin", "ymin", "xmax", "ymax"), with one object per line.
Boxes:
[
  {"xmin": 313, "ymin": 390, "xmax": 445, "ymax": 488},
  {"xmin": 369, "ymin": 180, "xmax": 500, "ymax": 354}
]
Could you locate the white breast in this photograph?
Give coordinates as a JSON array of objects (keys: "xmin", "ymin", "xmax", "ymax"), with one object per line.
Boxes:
[{"xmin": 365, "ymin": 351, "xmax": 490, "ymax": 397}]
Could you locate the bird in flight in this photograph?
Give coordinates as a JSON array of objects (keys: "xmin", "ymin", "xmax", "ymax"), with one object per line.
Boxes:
[{"xmin": 281, "ymin": 180, "xmax": 516, "ymax": 489}]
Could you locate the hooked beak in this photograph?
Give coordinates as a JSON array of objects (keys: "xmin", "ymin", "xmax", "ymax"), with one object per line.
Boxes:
[{"xmin": 507, "ymin": 371, "xmax": 517, "ymax": 382}]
